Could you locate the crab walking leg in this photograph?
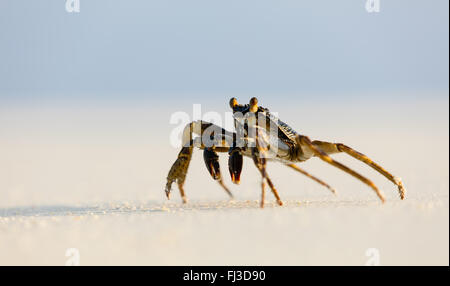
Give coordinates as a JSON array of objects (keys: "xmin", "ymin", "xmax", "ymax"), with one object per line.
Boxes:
[
  {"xmin": 165, "ymin": 145, "xmax": 193, "ymax": 203},
  {"xmin": 286, "ymin": 164, "xmax": 337, "ymax": 194},
  {"xmin": 312, "ymin": 140, "xmax": 405, "ymax": 199},
  {"xmin": 218, "ymin": 179, "xmax": 233, "ymax": 198},
  {"xmin": 297, "ymin": 135, "xmax": 386, "ymax": 202},
  {"xmin": 177, "ymin": 183, "xmax": 187, "ymax": 203},
  {"xmin": 251, "ymin": 152, "xmax": 265, "ymax": 207},
  {"xmin": 264, "ymin": 171, "xmax": 283, "ymax": 206},
  {"xmin": 252, "ymin": 155, "xmax": 283, "ymax": 207},
  {"xmin": 252, "ymin": 131, "xmax": 283, "ymax": 207},
  {"xmin": 260, "ymin": 180, "xmax": 266, "ymax": 208},
  {"xmin": 165, "ymin": 120, "xmax": 235, "ymax": 203}
]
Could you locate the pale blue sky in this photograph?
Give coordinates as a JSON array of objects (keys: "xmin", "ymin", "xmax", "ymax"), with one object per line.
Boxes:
[{"xmin": 0, "ymin": 0, "xmax": 448, "ymax": 102}]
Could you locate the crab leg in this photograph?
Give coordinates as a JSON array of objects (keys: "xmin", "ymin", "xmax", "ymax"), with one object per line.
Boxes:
[
  {"xmin": 285, "ymin": 164, "xmax": 337, "ymax": 194},
  {"xmin": 165, "ymin": 145, "xmax": 193, "ymax": 203},
  {"xmin": 203, "ymin": 147, "xmax": 233, "ymax": 198},
  {"xmin": 297, "ymin": 135, "xmax": 386, "ymax": 202},
  {"xmin": 251, "ymin": 128, "xmax": 283, "ymax": 207},
  {"xmin": 264, "ymin": 171, "xmax": 283, "ymax": 206},
  {"xmin": 252, "ymin": 154, "xmax": 283, "ymax": 207},
  {"xmin": 165, "ymin": 121, "xmax": 235, "ymax": 203},
  {"xmin": 312, "ymin": 140, "xmax": 405, "ymax": 199},
  {"xmin": 260, "ymin": 179, "xmax": 266, "ymax": 208}
]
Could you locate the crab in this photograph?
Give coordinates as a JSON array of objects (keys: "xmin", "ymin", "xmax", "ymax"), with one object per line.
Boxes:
[{"xmin": 165, "ymin": 97, "xmax": 405, "ymax": 207}]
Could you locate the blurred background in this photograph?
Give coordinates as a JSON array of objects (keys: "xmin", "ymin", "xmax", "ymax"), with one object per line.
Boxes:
[{"xmin": 0, "ymin": 0, "xmax": 448, "ymax": 265}]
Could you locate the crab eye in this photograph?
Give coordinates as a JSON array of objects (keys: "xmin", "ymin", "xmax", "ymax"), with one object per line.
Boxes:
[
  {"xmin": 229, "ymin": 97, "xmax": 238, "ymax": 109},
  {"xmin": 249, "ymin": 97, "xmax": 258, "ymax": 113}
]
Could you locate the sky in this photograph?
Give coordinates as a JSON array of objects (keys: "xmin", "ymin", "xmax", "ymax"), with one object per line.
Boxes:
[{"xmin": 0, "ymin": 0, "xmax": 448, "ymax": 103}]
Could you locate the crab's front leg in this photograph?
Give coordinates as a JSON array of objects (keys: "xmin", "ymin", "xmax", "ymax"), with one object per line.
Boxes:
[
  {"xmin": 165, "ymin": 145, "xmax": 193, "ymax": 203},
  {"xmin": 203, "ymin": 147, "xmax": 233, "ymax": 198},
  {"xmin": 165, "ymin": 120, "xmax": 236, "ymax": 203}
]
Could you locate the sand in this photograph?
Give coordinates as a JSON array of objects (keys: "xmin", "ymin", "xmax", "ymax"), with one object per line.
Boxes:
[{"xmin": 0, "ymin": 96, "xmax": 448, "ymax": 265}]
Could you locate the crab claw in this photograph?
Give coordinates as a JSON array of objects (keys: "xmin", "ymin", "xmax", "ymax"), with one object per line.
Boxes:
[
  {"xmin": 228, "ymin": 148, "xmax": 243, "ymax": 184},
  {"xmin": 165, "ymin": 146, "xmax": 193, "ymax": 203},
  {"xmin": 165, "ymin": 181, "xmax": 172, "ymax": 199},
  {"xmin": 203, "ymin": 148, "xmax": 221, "ymax": 180}
]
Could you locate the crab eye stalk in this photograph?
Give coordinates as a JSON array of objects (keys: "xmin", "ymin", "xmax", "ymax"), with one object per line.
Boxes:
[
  {"xmin": 229, "ymin": 97, "xmax": 238, "ymax": 109},
  {"xmin": 249, "ymin": 97, "xmax": 258, "ymax": 113}
]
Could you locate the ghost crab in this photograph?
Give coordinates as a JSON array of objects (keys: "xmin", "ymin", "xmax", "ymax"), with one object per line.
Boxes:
[{"xmin": 165, "ymin": 97, "xmax": 405, "ymax": 207}]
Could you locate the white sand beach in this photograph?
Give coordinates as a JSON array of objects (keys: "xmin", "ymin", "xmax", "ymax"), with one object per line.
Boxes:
[{"xmin": 0, "ymin": 96, "xmax": 448, "ymax": 265}]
